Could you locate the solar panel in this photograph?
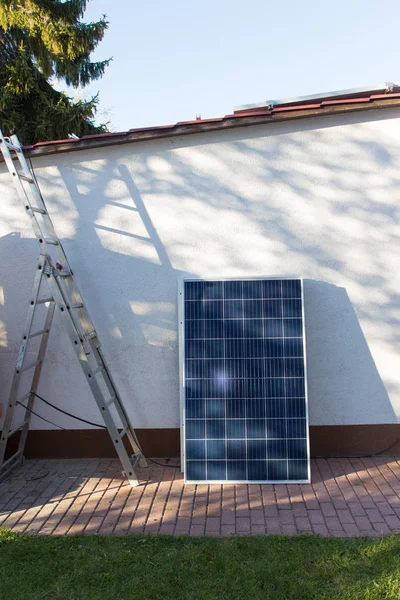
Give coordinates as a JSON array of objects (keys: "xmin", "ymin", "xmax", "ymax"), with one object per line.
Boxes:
[{"xmin": 179, "ymin": 278, "xmax": 310, "ymax": 484}]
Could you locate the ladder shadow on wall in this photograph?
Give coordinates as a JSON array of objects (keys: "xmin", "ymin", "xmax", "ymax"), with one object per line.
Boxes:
[{"xmin": 53, "ymin": 158, "xmax": 195, "ymax": 441}]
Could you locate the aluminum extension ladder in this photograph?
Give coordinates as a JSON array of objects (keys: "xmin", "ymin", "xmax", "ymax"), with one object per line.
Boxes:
[{"xmin": 0, "ymin": 131, "xmax": 147, "ymax": 485}]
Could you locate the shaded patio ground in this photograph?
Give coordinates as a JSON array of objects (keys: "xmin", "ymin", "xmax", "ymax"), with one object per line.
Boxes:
[{"xmin": 1, "ymin": 457, "xmax": 400, "ymax": 537}]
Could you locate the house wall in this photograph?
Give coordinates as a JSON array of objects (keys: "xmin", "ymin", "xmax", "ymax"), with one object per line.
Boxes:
[{"xmin": 1, "ymin": 107, "xmax": 399, "ymax": 457}]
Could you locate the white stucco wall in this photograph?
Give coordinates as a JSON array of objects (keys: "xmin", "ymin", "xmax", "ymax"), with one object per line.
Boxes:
[{"xmin": 0, "ymin": 108, "xmax": 399, "ymax": 430}]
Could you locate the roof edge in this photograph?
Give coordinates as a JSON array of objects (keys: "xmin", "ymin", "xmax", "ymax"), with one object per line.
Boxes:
[
  {"xmin": 234, "ymin": 83, "xmax": 400, "ymax": 112},
  {"xmin": 6, "ymin": 94, "xmax": 400, "ymax": 162}
]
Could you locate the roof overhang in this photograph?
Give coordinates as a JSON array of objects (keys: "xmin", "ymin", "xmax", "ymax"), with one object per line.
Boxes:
[
  {"xmin": 234, "ymin": 82, "xmax": 400, "ymax": 112},
  {"xmin": 4, "ymin": 89, "xmax": 400, "ymax": 162}
]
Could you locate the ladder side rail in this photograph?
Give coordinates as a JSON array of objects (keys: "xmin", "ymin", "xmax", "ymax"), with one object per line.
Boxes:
[
  {"xmin": 43, "ymin": 273, "xmax": 139, "ymax": 485},
  {"xmin": 47, "ymin": 266, "xmax": 88, "ymax": 343},
  {"xmin": 0, "ymin": 256, "xmax": 47, "ymax": 465},
  {"xmin": 0, "ymin": 302, "xmax": 55, "ymax": 481},
  {"xmin": 67, "ymin": 321, "xmax": 145, "ymax": 466},
  {"xmin": 7, "ymin": 135, "xmax": 99, "ymax": 341},
  {"xmin": 58, "ymin": 277, "xmax": 100, "ymax": 344},
  {"xmin": 7, "ymin": 136, "xmax": 100, "ymax": 346},
  {"xmin": 0, "ymin": 137, "xmax": 48, "ymax": 247},
  {"xmin": 51, "ymin": 265, "xmax": 103, "ymax": 352},
  {"xmin": 9, "ymin": 134, "xmax": 78, "ymax": 275},
  {"xmin": 10, "ymin": 137, "xmax": 76, "ymax": 265},
  {"xmin": 17, "ymin": 301, "xmax": 56, "ymax": 456},
  {"xmin": 0, "ymin": 134, "xmax": 72, "ymax": 274},
  {"xmin": 1, "ymin": 131, "xmax": 145, "ymax": 485},
  {"xmin": 94, "ymin": 345, "xmax": 147, "ymax": 467}
]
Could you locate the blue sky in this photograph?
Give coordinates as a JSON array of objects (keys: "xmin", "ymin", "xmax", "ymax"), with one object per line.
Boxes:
[{"xmin": 76, "ymin": 0, "xmax": 400, "ymax": 132}]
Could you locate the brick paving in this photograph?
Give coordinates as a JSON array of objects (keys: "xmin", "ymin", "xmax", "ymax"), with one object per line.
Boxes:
[{"xmin": 1, "ymin": 457, "xmax": 400, "ymax": 537}]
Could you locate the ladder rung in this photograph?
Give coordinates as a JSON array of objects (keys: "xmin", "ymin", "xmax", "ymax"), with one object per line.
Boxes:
[
  {"xmin": 92, "ymin": 366, "xmax": 104, "ymax": 376},
  {"xmin": 30, "ymin": 206, "xmax": 46, "ymax": 215},
  {"xmin": 28, "ymin": 327, "xmax": 49, "ymax": 339},
  {"xmin": 19, "ymin": 359, "xmax": 41, "ymax": 373},
  {"xmin": 59, "ymin": 272, "xmax": 71, "ymax": 278},
  {"xmin": 86, "ymin": 331, "xmax": 97, "ymax": 340},
  {"xmin": 18, "ymin": 172, "xmax": 34, "ymax": 183},
  {"xmin": 132, "ymin": 453, "xmax": 143, "ymax": 469},
  {"xmin": 105, "ymin": 396, "xmax": 116, "ymax": 407},
  {"xmin": 9, "ymin": 420, "xmax": 30, "ymax": 438},
  {"xmin": 18, "ymin": 392, "xmax": 32, "ymax": 402},
  {"xmin": 3, "ymin": 140, "xmax": 21, "ymax": 152},
  {"xmin": 120, "ymin": 426, "xmax": 129, "ymax": 438},
  {"xmin": 72, "ymin": 303, "xmax": 84, "ymax": 309},
  {"xmin": 43, "ymin": 237, "xmax": 59, "ymax": 246},
  {"xmin": 36, "ymin": 297, "xmax": 54, "ymax": 304}
]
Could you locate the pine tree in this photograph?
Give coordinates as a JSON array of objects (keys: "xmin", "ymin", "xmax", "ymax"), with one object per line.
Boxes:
[{"xmin": 0, "ymin": 0, "xmax": 110, "ymax": 144}]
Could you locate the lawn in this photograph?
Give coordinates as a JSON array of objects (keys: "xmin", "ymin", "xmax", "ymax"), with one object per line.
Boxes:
[{"xmin": 1, "ymin": 528, "xmax": 400, "ymax": 600}]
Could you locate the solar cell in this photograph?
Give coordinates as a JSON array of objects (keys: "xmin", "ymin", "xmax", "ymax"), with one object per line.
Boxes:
[{"xmin": 180, "ymin": 278, "xmax": 310, "ymax": 483}]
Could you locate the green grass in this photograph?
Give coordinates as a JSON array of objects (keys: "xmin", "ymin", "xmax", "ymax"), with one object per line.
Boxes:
[{"xmin": 1, "ymin": 529, "xmax": 400, "ymax": 600}]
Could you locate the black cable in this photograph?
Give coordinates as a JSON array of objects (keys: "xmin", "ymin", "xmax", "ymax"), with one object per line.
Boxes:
[
  {"xmin": 29, "ymin": 392, "xmax": 177, "ymax": 468},
  {"xmin": 30, "ymin": 392, "xmax": 107, "ymax": 429},
  {"xmin": 16, "ymin": 401, "xmax": 66, "ymax": 430},
  {"xmin": 146, "ymin": 457, "xmax": 178, "ymax": 469}
]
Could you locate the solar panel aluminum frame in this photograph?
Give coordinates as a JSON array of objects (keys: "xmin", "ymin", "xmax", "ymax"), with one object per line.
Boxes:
[{"xmin": 178, "ymin": 276, "xmax": 311, "ymax": 485}]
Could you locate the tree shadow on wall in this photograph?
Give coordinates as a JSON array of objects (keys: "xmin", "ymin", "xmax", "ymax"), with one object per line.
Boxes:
[
  {"xmin": 4, "ymin": 107, "xmax": 398, "ymax": 439},
  {"xmin": 303, "ymin": 280, "xmax": 395, "ymax": 451},
  {"xmin": 50, "ymin": 160, "xmax": 195, "ymax": 430}
]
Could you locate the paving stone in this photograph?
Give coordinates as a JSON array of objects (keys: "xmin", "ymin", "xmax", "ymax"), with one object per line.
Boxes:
[
  {"xmin": 189, "ymin": 524, "xmax": 205, "ymax": 536},
  {"xmin": 3, "ymin": 458, "xmax": 400, "ymax": 539},
  {"xmin": 221, "ymin": 525, "xmax": 236, "ymax": 536},
  {"xmin": 348, "ymin": 502, "xmax": 366, "ymax": 517},
  {"xmin": 311, "ymin": 523, "xmax": 329, "ymax": 537},
  {"xmin": 251, "ymin": 524, "xmax": 267, "ymax": 535},
  {"xmin": 320, "ymin": 503, "xmax": 337, "ymax": 517},
  {"xmin": 158, "ymin": 524, "xmax": 175, "ymax": 535},
  {"xmin": 308, "ymin": 510, "xmax": 325, "ymax": 524},
  {"xmin": 205, "ymin": 517, "xmax": 220, "ymax": 533},
  {"xmin": 365, "ymin": 508, "xmax": 385, "ymax": 523},
  {"xmin": 250, "ymin": 509, "xmax": 265, "ymax": 525},
  {"xmin": 279, "ymin": 510, "xmax": 295, "ymax": 524},
  {"xmin": 236, "ymin": 517, "xmax": 251, "ymax": 533},
  {"xmin": 336, "ymin": 509, "xmax": 355, "ymax": 524},
  {"xmin": 384, "ymin": 515, "xmax": 400, "ymax": 530},
  {"xmin": 376, "ymin": 502, "xmax": 396, "ymax": 516},
  {"xmin": 281, "ymin": 524, "xmax": 297, "ymax": 535},
  {"xmin": 266, "ymin": 519, "xmax": 282, "ymax": 534},
  {"xmin": 373, "ymin": 522, "xmax": 391, "ymax": 535},
  {"xmin": 221, "ymin": 510, "xmax": 235, "ymax": 525},
  {"xmin": 342, "ymin": 523, "xmax": 361, "ymax": 536},
  {"xmin": 264, "ymin": 505, "xmax": 279, "ymax": 518},
  {"xmin": 325, "ymin": 517, "xmax": 343, "ymax": 531},
  {"xmin": 295, "ymin": 517, "xmax": 312, "ymax": 532},
  {"xmin": 354, "ymin": 516, "xmax": 374, "ymax": 531},
  {"xmin": 291, "ymin": 503, "xmax": 308, "ymax": 517}
]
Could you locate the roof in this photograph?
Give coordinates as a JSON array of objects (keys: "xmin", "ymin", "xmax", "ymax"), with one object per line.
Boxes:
[{"xmin": 18, "ymin": 83, "xmax": 400, "ymax": 159}]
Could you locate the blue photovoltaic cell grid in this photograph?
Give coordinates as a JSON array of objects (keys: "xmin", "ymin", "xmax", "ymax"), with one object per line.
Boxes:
[{"xmin": 183, "ymin": 279, "xmax": 309, "ymax": 483}]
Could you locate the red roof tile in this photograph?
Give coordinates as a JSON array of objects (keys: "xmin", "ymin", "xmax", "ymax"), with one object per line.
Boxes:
[{"xmin": 19, "ymin": 87, "xmax": 400, "ymax": 157}]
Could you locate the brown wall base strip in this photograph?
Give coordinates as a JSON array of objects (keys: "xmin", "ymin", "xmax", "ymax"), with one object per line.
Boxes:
[
  {"xmin": 3, "ymin": 425, "xmax": 400, "ymax": 460},
  {"xmin": 309, "ymin": 424, "xmax": 400, "ymax": 457}
]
